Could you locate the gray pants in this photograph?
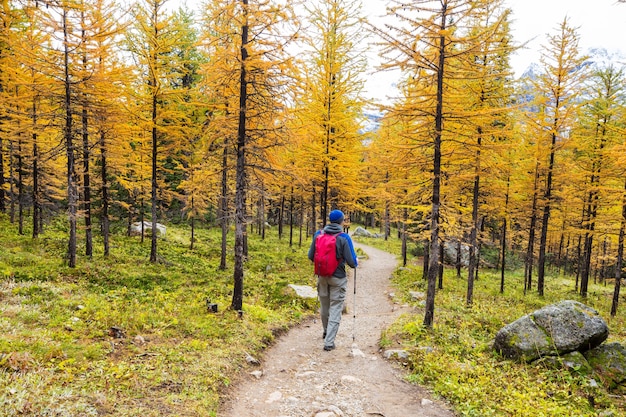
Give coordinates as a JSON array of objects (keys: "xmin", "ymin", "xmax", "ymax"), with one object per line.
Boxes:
[{"xmin": 317, "ymin": 275, "xmax": 347, "ymax": 348}]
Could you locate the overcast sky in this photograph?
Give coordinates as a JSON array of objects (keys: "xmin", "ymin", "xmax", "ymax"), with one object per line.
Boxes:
[
  {"xmin": 172, "ymin": 0, "xmax": 626, "ymax": 103},
  {"xmin": 505, "ymin": 0, "xmax": 626, "ymax": 75}
]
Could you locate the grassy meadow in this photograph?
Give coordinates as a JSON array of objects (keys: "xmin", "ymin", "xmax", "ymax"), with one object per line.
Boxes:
[
  {"xmin": 0, "ymin": 214, "xmax": 316, "ymax": 416},
  {"xmin": 354, "ymin": 234, "xmax": 626, "ymax": 417},
  {"xmin": 1, "ymin": 214, "xmax": 625, "ymax": 416}
]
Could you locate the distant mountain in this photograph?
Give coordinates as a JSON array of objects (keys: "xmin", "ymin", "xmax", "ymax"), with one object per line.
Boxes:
[
  {"xmin": 518, "ymin": 47, "xmax": 625, "ymax": 81},
  {"xmin": 360, "ymin": 109, "xmax": 383, "ymax": 134},
  {"xmin": 520, "ymin": 62, "xmax": 542, "ymax": 79}
]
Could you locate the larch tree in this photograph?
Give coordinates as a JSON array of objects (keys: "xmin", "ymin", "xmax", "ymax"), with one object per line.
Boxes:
[
  {"xmin": 198, "ymin": 0, "xmax": 242, "ymax": 269},
  {"xmin": 0, "ymin": 0, "xmax": 15, "ymax": 214},
  {"xmin": 373, "ymin": 0, "xmax": 507, "ymax": 327},
  {"xmin": 75, "ymin": 0, "xmax": 125, "ymax": 257},
  {"xmin": 30, "ymin": 0, "xmax": 88, "ymax": 267},
  {"xmin": 531, "ymin": 17, "xmax": 586, "ymax": 296},
  {"xmin": 126, "ymin": 0, "xmax": 189, "ymax": 263},
  {"xmin": 572, "ymin": 65, "xmax": 625, "ymax": 297},
  {"xmin": 296, "ymin": 0, "xmax": 366, "ymax": 228},
  {"xmin": 10, "ymin": 2, "xmax": 54, "ymax": 238},
  {"xmin": 86, "ymin": 0, "xmax": 128, "ymax": 257},
  {"xmin": 455, "ymin": 0, "xmax": 515, "ymax": 307},
  {"xmin": 611, "ymin": 130, "xmax": 626, "ymax": 316},
  {"xmin": 199, "ymin": 0, "xmax": 298, "ymax": 311}
]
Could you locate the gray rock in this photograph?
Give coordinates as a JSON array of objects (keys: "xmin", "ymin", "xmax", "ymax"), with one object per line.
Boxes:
[
  {"xmin": 409, "ymin": 291, "xmax": 426, "ymax": 300},
  {"xmin": 494, "ymin": 300, "xmax": 608, "ymax": 362},
  {"xmin": 383, "ymin": 349, "xmax": 409, "ymax": 360},
  {"xmin": 288, "ymin": 284, "xmax": 318, "ymax": 299},
  {"xmin": 352, "ymin": 226, "xmax": 384, "ymax": 238},
  {"xmin": 130, "ymin": 221, "xmax": 166, "ymax": 236},
  {"xmin": 531, "ymin": 300, "xmax": 608, "ymax": 353},
  {"xmin": 535, "ymin": 351, "xmax": 593, "ymax": 375},
  {"xmin": 584, "ymin": 342, "xmax": 626, "ymax": 389},
  {"xmin": 352, "ymin": 226, "xmax": 374, "ymax": 237},
  {"xmin": 494, "ymin": 315, "xmax": 551, "ymax": 361}
]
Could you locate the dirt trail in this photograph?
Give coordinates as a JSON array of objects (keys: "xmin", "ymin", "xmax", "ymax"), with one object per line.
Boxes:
[{"xmin": 219, "ymin": 243, "xmax": 455, "ymax": 417}]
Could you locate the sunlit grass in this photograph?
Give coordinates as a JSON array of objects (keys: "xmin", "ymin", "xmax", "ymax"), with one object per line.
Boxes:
[
  {"xmin": 0, "ymin": 215, "xmax": 316, "ymax": 416},
  {"xmin": 4, "ymin": 215, "xmax": 625, "ymax": 415},
  {"xmin": 377, "ymin": 236, "xmax": 626, "ymax": 416}
]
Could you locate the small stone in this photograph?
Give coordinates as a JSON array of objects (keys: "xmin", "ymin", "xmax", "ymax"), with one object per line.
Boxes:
[
  {"xmin": 245, "ymin": 352, "xmax": 260, "ymax": 365},
  {"xmin": 383, "ymin": 349, "xmax": 409, "ymax": 360},
  {"xmin": 350, "ymin": 346, "xmax": 365, "ymax": 358},
  {"xmin": 341, "ymin": 375, "xmax": 361, "ymax": 384},
  {"xmin": 250, "ymin": 370, "xmax": 263, "ymax": 379},
  {"xmin": 265, "ymin": 390, "xmax": 282, "ymax": 403},
  {"xmin": 421, "ymin": 398, "xmax": 434, "ymax": 406}
]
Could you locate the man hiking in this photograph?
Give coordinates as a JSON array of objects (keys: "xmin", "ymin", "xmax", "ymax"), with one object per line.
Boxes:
[{"xmin": 308, "ymin": 209, "xmax": 358, "ymax": 351}]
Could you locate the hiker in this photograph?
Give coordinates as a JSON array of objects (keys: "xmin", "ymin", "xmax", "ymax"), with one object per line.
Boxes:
[
  {"xmin": 308, "ymin": 209, "xmax": 358, "ymax": 351},
  {"xmin": 343, "ymin": 216, "xmax": 351, "ymax": 234}
]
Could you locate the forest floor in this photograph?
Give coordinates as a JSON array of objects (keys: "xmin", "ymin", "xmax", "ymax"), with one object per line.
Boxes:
[{"xmin": 218, "ymin": 242, "xmax": 457, "ymax": 417}]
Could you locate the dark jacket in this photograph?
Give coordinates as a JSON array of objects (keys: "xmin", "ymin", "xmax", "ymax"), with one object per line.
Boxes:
[{"xmin": 308, "ymin": 223, "xmax": 358, "ymax": 278}]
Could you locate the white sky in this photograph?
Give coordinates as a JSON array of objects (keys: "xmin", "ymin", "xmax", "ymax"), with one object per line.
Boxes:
[
  {"xmin": 172, "ymin": 0, "xmax": 626, "ymax": 103},
  {"xmin": 505, "ymin": 0, "xmax": 626, "ymax": 75}
]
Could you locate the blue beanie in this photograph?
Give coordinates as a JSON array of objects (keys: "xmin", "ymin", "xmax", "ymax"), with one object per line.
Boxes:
[{"xmin": 329, "ymin": 209, "xmax": 344, "ymax": 224}]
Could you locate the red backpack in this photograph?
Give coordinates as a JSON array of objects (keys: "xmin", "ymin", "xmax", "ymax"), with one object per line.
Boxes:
[{"xmin": 314, "ymin": 231, "xmax": 341, "ymax": 276}]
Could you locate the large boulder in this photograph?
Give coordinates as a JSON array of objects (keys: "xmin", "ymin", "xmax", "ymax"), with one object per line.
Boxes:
[
  {"xmin": 494, "ymin": 300, "xmax": 609, "ymax": 362},
  {"xmin": 442, "ymin": 240, "xmax": 469, "ymax": 266},
  {"xmin": 130, "ymin": 221, "xmax": 166, "ymax": 237},
  {"xmin": 585, "ymin": 342, "xmax": 626, "ymax": 389},
  {"xmin": 352, "ymin": 226, "xmax": 384, "ymax": 238}
]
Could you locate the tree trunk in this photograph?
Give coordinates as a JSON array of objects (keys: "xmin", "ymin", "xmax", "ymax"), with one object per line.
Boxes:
[
  {"xmin": 9, "ymin": 141, "xmax": 15, "ymax": 223},
  {"xmin": 63, "ymin": 9, "xmax": 77, "ymax": 268},
  {"xmin": 99, "ymin": 130, "xmax": 110, "ymax": 257},
  {"xmin": 232, "ymin": 0, "xmax": 249, "ymax": 312},
  {"xmin": 575, "ymin": 234, "xmax": 582, "ymax": 292},
  {"xmin": 580, "ymin": 190, "xmax": 595, "ymax": 296},
  {"xmin": 500, "ymin": 176, "xmax": 510, "ymax": 294},
  {"xmin": 611, "ymin": 180, "xmax": 626, "ymax": 316},
  {"xmin": 0, "ymin": 135, "xmax": 4, "ymax": 213},
  {"xmin": 424, "ymin": 6, "xmax": 446, "ymax": 328},
  {"xmin": 466, "ymin": 129, "xmax": 481, "ymax": 306},
  {"xmin": 149, "ymin": 2, "xmax": 159, "ymax": 264},
  {"xmin": 401, "ymin": 207, "xmax": 408, "ymax": 267},
  {"xmin": 82, "ymin": 104, "xmax": 93, "ymax": 257},
  {"xmin": 298, "ymin": 195, "xmax": 304, "ymax": 247},
  {"xmin": 537, "ymin": 128, "xmax": 559, "ymax": 297},
  {"xmin": 190, "ymin": 212, "xmax": 195, "ymax": 250},
  {"xmin": 220, "ymin": 137, "xmax": 228, "ymax": 270},
  {"xmin": 17, "ymin": 135, "xmax": 23, "ymax": 235},
  {"xmin": 438, "ymin": 242, "xmax": 444, "ymax": 290},
  {"xmin": 456, "ymin": 240, "xmax": 462, "ymax": 278},
  {"xmin": 32, "ymin": 138, "xmax": 40, "ymax": 238},
  {"xmin": 423, "ymin": 239, "xmax": 429, "ymax": 280},
  {"xmin": 278, "ymin": 193, "xmax": 285, "ymax": 239},
  {"xmin": 310, "ymin": 184, "xmax": 317, "ymax": 234},
  {"xmin": 525, "ymin": 162, "xmax": 540, "ymax": 294},
  {"xmin": 289, "ymin": 186, "xmax": 294, "ymax": 247}
]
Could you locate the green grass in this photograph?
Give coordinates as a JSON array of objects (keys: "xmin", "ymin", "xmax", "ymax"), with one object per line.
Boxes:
[
  {"xmin": 3, "ymin": 216, "xmax": 625, "ymax": 416},
  {"xmin": 0, "ymin": 214, "xmax": 316, "ymax": 416},
  {"xmin": 361, "ymin": 231, "xmax": 626, "ymax": 417}
]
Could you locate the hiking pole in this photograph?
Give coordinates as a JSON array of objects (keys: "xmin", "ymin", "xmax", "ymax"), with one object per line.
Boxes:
[{"xmin": 352, "ymin": 267, "xmax": 357, "ymax": 342}]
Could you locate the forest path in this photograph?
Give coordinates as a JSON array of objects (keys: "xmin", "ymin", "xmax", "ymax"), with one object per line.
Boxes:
[{"xmin": 219, "ymin": 243, "xmax": 456, "ymax": 417}]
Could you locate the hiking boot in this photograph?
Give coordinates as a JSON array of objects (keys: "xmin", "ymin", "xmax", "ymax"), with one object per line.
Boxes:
[{"xmin": 323, "ymin": 344, "xmax": 335, "ymax": 351}]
